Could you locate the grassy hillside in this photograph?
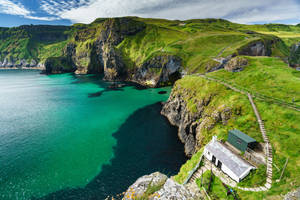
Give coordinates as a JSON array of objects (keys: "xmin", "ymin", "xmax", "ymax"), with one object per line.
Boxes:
[
  {"xmin": 118, "ymin": 18, "xmax": 290, "ymax": 73},
  {"xmin": 0, "ymin": 25, "xmax": 72, "ymax": 63},
  {"xmin": 172, "ymin": 74, "xmax": 300, "ymax": 199},
  {"xmin": 0, "ymin": 17, "xmax": 295, "ymax": 72},
  {"xmin": 207, "ymin": 56, "xmax": 300, "ymax": 106}
]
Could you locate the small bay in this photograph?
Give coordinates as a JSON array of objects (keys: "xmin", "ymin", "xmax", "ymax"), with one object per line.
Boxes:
[{"xmin": 0, "ymin": 70, "xmax": 186, "ymax": 200}]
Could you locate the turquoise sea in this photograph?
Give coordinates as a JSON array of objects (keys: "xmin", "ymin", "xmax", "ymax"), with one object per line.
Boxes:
[{"xmin": 0, "ymin": 70, "xmax": 186, "ymax": 200}]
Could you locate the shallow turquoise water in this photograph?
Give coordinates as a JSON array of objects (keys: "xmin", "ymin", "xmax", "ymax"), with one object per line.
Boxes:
[{"xmin": 0, "ymin": 70, "xmax": 186, "ymax": 200}]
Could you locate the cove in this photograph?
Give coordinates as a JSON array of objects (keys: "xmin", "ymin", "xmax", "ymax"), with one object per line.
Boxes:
[{"xmin": 0, "ymin": 70, "xmax": 186, "ymax": 200}]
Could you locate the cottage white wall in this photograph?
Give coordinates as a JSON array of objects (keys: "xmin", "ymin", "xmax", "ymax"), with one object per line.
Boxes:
[
  {"xmin": 204, "ymin": 148, "xmax": 212, "ymax": 160},
  {"xmin": 204, "ymin": 147, "xmax": 241, "ymax": 182},
  {"xmin": 221, "ymin": 164, "xmax": 240, "ymax": 182},
  {"xmin": 204, "ymin": 147, "xmax": 253, "ymax": 182},
  {"xmin": 239, "ymin": 167, "xmax": 253, "ymax": 180}
]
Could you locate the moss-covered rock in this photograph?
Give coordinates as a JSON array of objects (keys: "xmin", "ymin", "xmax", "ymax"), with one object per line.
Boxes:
[
  {"xmin": 44, "ymin": 57, "xmax": 75, "ymax": 74},
  {"xmin": 289, "ymin": 43, "xmax": 300, "ymax": 67}
]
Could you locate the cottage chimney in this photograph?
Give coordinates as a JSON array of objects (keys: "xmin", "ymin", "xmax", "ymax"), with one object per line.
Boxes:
[{"xmin": 212, "ymin": 136, "xmax": 217, "ymax": 142}]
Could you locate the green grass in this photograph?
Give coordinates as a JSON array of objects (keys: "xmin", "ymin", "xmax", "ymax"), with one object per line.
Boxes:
[
  {"xmin": 238, "ymin": 165, "xmax": 266, "ymax": 187},
  {"xmin": 173, "ymin": 72, "xmax": 299, "ymax": 199},
  {"xmin": 135, "ymin": 179, "xmax": 166, "ymax": 200},
  {"xmin": 0, "ymin": 17, "xmax": 294, "ymax": 72},
  {"xmin": 207, "ymin": 56, "xmax": 300, "ymax": 106},
  {"xmin": 172, "ymin": 76, "xmax": 262, "ymax": 145},
  {"xmin": 173, "ymin": 149, "xmax": 203, "ymax": 184},
  {"xmin": 197, "ymin": 170, "xmax": 235, "ymax": 200}
]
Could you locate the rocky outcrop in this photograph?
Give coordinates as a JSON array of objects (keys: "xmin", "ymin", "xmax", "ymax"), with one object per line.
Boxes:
[
  {"xmin": 123, "ymin": 172, "xmax": 167, "ymax": 200},
  {"xmin": 161, "ymin": 90, "xmax": 232, "ymax": 157},
  {"xmin": 44, "ymin": 57, "xmax": 76, "ymax": 74},
  {"xmin": 224, "ymin": 57, "xmax": 248, "ymax": 72},
  {"xmin": 0, "ymin": 58, "xmax": 43, "ymax": 69},
  {"xmin": 284, "ymin": 188, "xmax": 300, "ymax": 200},
  {"xmin": 123, "ymin": 172, "xmax": 200, "ymax": 200},
  {"xmin": 45, "ymin": 18, "xmax": 183, "ymax": 86},
  {"xmin": 289, "ymin": 43, "xmax": 300, "ymax": 68},
  {"xmin": 238, "ymin": 40, "xmax": 272, "ymax": 56},
  {"xmin": 51, "ymin": 18, "xmax": 147, "ymax": 80},
  {"xmin": 133, "ymin": 55, "xmax": 182, "ymax": 87}
]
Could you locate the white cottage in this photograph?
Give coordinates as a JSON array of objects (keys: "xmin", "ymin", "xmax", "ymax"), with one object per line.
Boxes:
[{"xmin": 204, "ymin": 136, "xmax": 255, "ymax": 182}]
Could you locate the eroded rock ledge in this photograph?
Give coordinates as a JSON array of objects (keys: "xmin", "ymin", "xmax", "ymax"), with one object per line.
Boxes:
[{"xmin": 161, "ymin": 87, "xmax": 232, "ymax": 157}]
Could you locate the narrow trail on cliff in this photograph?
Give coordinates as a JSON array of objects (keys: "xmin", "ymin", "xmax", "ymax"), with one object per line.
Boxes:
[
  {"xmin": 196, "ymin": 74, "xmax": 300, "ymax": 112},
  {"xmin": 184, "ymin": 74, "xmax": 275, "ymax": 192}
]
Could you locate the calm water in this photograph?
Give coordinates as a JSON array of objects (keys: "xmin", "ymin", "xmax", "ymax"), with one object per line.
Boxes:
[{"xmin": 0, "ymin": 70, "xmax": 186, "ymax": 200}]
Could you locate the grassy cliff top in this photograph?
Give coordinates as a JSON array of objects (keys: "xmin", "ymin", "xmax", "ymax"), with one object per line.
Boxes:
[
  {"xmin": 173, "ymin": 74, "xmax": 300, "ymax": 199},
  {"xmin": 0, "ymin": 17, "xmax": 298, "ymax": 71}
]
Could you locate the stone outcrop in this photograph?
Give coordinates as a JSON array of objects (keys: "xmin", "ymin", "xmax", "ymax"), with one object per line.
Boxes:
[
  {"xmin": 123, "ymin": 172, "xmax": 167, "ymax": 200},
  {"xmin": 289, "ymin": 42, "xmax": 300, "ymax": 68},
  {"xmin": 44, "ymin": 18, "xmax": 182, "ymax": 87},
  {"xmin": 133, "ymin": 55, "xmax": 182, "ymax": 87},
  {"xmin": 224, "ymin": 57, "xmax": 248, "ymax": 72},
  {"xmin": 161, "ymin": 90, "xmax": 232, "ymax": 157},
  {"xmin": 123, "ymin": 172, "xmax": 200, "ymax": 200},
  {"xmin": 44, "ymin": 57, "xmax": 75, "ymax": 74},
  {"xmin": 0, "ymin": 58, "xmax": 43, "ymax": 69},
  {"xmin": 62, "ymin": 18, "xmax": 146, "ymax": 80},
  {"xmin": 238, "ymin": 40, "xmax": 272, "ymax": 56}
]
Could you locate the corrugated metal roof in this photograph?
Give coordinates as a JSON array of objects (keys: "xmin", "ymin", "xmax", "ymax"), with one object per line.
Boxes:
[
  {"xmin": 229, "ymin": 130, "xmax": 256, "ymax": 143},
  {"xmin": 206, "ymin": 139, "xmax": 254, "ymax": 178}
]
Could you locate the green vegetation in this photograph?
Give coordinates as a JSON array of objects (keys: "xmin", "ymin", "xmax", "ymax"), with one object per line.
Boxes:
[
  {"xmin": 196, "ymin": 170, "xmax": 235, "ymax": 200},
  {"xmin": 136, "ymin": 179, "xmax": 166, "ymax": 200},
  {"xmin": 1, "ymin": 17, "xmax": 297, "ymax": 73},
  {"xmin": 207, "ymin": 56, "xmax": 300, "ymax": 106},
  {"xmin": 237, "ymin": 165, "xmax": 266, "ymax": 187},
  {"xmin": 173, "ymin": 74, "xmax": 300, "ymax": 199},
  {"xmin": 0, "ymin": 17, "xmax": 299, "ymax": 199},
  {"xmin": 172, "ymin": 76, "xmax": 262, "ymax": 144},
  {"xmin": 173, "ymin": 149, "xmax": 203, "ymax": 184}
]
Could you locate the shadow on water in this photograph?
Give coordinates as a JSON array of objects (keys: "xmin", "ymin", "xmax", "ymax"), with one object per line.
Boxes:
[
  {"xmin": 35, "ymin": 103, "xmax": 187, "ymax": 200},
  {"xmin": 69, "ymin": 74, "xmax": 149, "ymax": 98},
  {"xmin": 88, "ymin": 88, "xmax": 124, "ymax": 98}
]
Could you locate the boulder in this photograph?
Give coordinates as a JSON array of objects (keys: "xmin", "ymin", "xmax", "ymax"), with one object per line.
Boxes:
[
  {"xmin": 150, "ymin": 179, "xmax": 197, "ymax": 200},
  {"xmin": 123, "ymin": 172, "xmax": 167, "ymax": 200},
  {"xmin": 133, "ymin": 55, "xmax": 182, "ymax": 87},
  {"xmin": 224, "ymin": 57, "xmax": 248, "ymax": 72}
]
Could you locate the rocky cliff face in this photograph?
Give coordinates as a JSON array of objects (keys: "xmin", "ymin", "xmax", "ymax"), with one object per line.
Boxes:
[
  {"xmin": 161, "ymin": 88, "xmax": 232, "ymax": 157},
  {"xmin": 132, "ymin": 55, "xmax": 182, "ymax": 87},
  {"xmin": 0, "ymin": 58, "xmax": 44, "ymax": 69},
  {"xmin": 238, "ymin": 40, "xmax": 272, "ymax": 56},
  {"xmin": 44, "ymin": 18, "xmax": 183, "ymax": 87},
  {"xmin": 289, "ymin": 42, "xmax": 300, "ymax": 68}
]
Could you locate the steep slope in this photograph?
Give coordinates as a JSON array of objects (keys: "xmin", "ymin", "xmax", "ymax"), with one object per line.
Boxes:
[{"xmin": 0, "ymin": 17, "xmax": 294, "ymax": 87}]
